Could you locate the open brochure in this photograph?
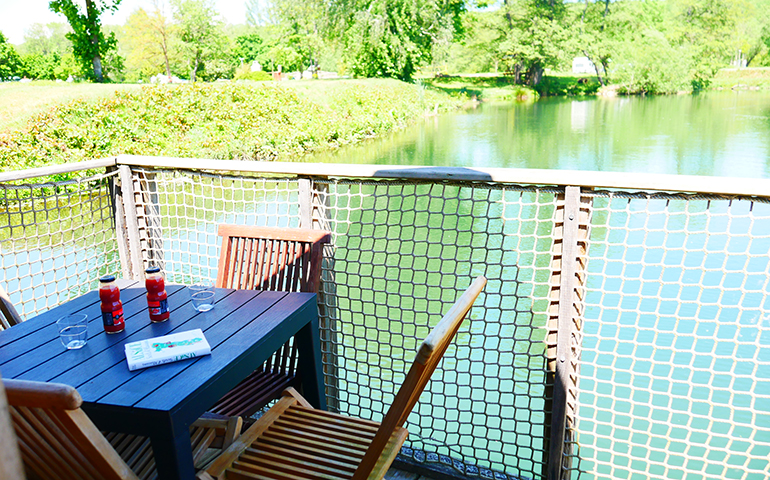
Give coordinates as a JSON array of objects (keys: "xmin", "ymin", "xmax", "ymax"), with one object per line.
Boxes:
[{"xmin": 125, "ymin": 328, "xmax": 211, "ymax": 371}]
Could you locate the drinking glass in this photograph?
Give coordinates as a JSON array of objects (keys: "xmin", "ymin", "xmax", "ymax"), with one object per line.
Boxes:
[
  {"xmin": 189, "ymin": 285, "xmax": 215, "ymax": 312},
  {"xmin": 57, "ymin": 313, "xmax": 88, "ymax": 349}
]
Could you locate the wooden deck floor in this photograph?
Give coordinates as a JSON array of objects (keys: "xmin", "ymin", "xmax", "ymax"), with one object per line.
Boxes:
[{"xmin": 386, "ymin": 469, "xmax": 426, "ymax": 480}]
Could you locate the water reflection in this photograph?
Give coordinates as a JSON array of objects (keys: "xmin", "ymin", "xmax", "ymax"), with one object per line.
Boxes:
[{"xmin": 308, "ymin": 91, "xmax": 770, "ymax": 179}]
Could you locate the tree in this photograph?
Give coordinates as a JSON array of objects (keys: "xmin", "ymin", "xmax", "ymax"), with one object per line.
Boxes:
[
  {"xmin": 268, "ymin": 0, "xmax": 326, "ymax": 73},
  {"xmin": 333, "ymin": 0, "xmax": 465, "ymax": 81},
  {"xmin": 171, "ymin": 0, "xmax": 228, "ymax": 81},
  {"xmin": 19, "ymin": 23, "xmax": 72, "ymax": 56},
  {"xmin": 123, "ymin": 3, "xmax": 176, "ymax": 78},
  {"xmin": 496, "ymin": 0, "xmax": 570, "ymax": 85},
  {"xmin": 245, "ymin": 0, "xmax": 272, "ymax": 27},
  {"xmin": 49, "ymin": 0, "xmax": 122, "ymax": 82},
  {"xmin": 0, "ymin": 32, "xmax": 23, "ymax": 80}
]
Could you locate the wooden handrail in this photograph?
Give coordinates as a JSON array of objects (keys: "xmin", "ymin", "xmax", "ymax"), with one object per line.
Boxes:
[{"xmin": 2, "ymin": 154, "xmax": 769, "ymax": 199}]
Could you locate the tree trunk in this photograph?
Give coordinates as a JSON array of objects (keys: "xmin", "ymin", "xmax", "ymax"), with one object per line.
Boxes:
[
  {"xmin": 164, "ymin": 54, "xmax": 171, "ymax": 77},
  {"xmin": 92, "ymin": 55, "xmax": 104, "ymax": 82},
  {"xmin": 503, "ymin": 0, "xmax": 514, "ymax": 29},
  {"xmin": 527, "ymin": 65, "xmax": 544, "ymax": 86},
  {"xmin": 191, "ymin": 56, "xmax": 199, "ymax": 82},
  {"xmin": 85, "ymin": 0, "xmax": 104, "ymax": 82},
  {"xmin": 583, "ymin": 50, "xmax": 605, "ymax": 87}
]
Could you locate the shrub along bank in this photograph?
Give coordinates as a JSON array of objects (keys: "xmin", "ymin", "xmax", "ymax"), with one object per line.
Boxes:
[{"xmin": 0, "ymin": 79, "xmax": 461, "ymax": 172}]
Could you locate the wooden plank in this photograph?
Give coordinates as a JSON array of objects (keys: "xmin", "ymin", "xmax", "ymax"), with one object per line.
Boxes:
[
  {"xmin": 118, "ymin": 165, "xmax": 144, "ymax": 280},
  {"xmin": 299, "ymin": 178, "xmax": 313, "ymax": 229},
  {"xmin": 0, "ymin": 284, "xmax": 23, "ymax": 328},
  {"xmin": 547, "ymin": 186, "xmax": 581, "ymax": 480},
  {"xmin": 109, "ymin": 168, "xmax": 133, "ymax": 280},
  {"xmin": 0, "ymin": 157, "xmax": 116, "ymax": 182},
  {"xmin": 116, "ymin": 154, "xmax": 770, "ymax": 198}
]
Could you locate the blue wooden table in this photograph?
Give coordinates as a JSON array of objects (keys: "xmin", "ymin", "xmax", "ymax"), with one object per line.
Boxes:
[{"xmin": 0, "ymin": 282, "xmax": 325, "ymax": 479}]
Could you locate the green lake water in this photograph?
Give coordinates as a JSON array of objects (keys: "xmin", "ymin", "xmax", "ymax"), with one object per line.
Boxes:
[{"xmin": 310, "ymin": 90, "xmax": 770, "ymax": 178}]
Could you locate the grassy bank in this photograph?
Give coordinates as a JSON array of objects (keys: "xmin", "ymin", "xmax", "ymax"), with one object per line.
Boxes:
[
  {"xmin": 422, "ymin": 74, "xmax": 537, "ymax": 101},
  {"xmin": 710, "ymin": 68, "xmax": 770, "ymax": 90},
  {"xmin": 421, "ymin": 73, "xmax": 600, "ymax": 101},
  {"xmin": 0, "ymin": 82, "xmax": 141, "ymax": 132},
  {"xmin": 0, "ymin": 79, "xmax": 461, "ymax": 172}
]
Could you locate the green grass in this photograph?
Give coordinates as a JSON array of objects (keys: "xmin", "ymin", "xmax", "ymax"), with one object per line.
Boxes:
[
  {"xmin": 0, "ymin": 79, "xmax": 462, "ymax": 173},
  {"xmin": 420, "ymin": 72, "xmax": 600, "ymax": 101},
  {"xmin": 535, "ymin": 73, "xmax": 601, "ymax": 96},
  {"xmin": 421, "ymin": 74, "xmax": 539, "ymax": 102},
  {"xmin": 711, "ymin": 67, "xmax": 770, "ymax": 89},
  {"xmin": 0, "ymin": 81, "xmax": 141, "ymax": 132}
]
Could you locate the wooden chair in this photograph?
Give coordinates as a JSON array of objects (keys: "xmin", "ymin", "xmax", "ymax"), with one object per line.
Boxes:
[
  {"xmin": 209, "ymin": 225, "xmax": 332, "ymax": 418},
  {"xmin": 198, "ymin": 275, "xmax": 487, "ymax": 480},
  {"xmin": 0, "ymin": 284, "xmax": 22, "ymax": 330},
  {"xmin": 0, "ymin": 373, "xmax": 25, "ymax": 479},
  {"xmin": 4, "ymin": 379, "xmax": 242, "ymax": 480}
]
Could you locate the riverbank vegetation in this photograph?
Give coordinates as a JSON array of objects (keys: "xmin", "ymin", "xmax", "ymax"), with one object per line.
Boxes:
[
  {"xmin": 0, "ymin": 80, "xmax": 461, "ymax": 172},
  {"xmin": 3, "ymin": 0, "xmax": 770, "ymax": 96}
]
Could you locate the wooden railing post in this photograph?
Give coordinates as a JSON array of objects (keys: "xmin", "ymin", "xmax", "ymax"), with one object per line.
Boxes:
[
  {"xmin": 117, "ymin": 165, "xmax": 144, "ymax": 280},
  {"xmin": 299, "ymin": 178, "xmax": 340, "ymax": 412},
  {"xmin": 545, "ymin": 186, "xmax": 590, "ymax": 480},
  {"xmin": 136, "ymin": 171, "xmax": 165, "ymax": 271}
]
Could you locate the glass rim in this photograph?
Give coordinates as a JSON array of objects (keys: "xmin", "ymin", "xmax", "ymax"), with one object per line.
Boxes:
[
  {"xmin": 56, "ymin": 313, "xmax": 88, "ymax": 324},
  {"xmin": 191, "ymin": 290, "xmax": 215, "ymax": 298}
]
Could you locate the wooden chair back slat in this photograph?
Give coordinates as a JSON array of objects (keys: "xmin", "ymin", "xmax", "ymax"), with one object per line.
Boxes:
[
  {"xmin": 0, "ymin": 372, "xmax": 24, "ymax": 480},
  {"xmin": 216, "ymin": 223, "xmax": 329, "ymax": 303},
  {"xmin": 13, "ymin": 407, "xmax": 99, "ymax": 480},
  {"xmin": 4, "ymin": 379, "xmax": 140, "ymax": 480},
  {"xmin": 352, "ymin": 276, "xmax": 487, "ymax": 480},
  {"xmin": 215, "ymin": 225, "xmax": 331, "ymax": 294},
  {"xmin": 0, "ymin": 284, "xmax": 23, "ymax": 330}
]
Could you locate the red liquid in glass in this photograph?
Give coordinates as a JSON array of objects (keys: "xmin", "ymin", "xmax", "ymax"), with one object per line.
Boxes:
[
  {"xmin": 146, "ymin": 274, "xmax": 169, "ymax": 322},
  {"xmin": 99, "ymin": 282, "xmax": 125, "ymax": 334}
]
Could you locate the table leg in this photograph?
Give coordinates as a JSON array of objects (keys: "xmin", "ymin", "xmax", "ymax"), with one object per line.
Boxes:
[
  {"xmin": 294, "ymin": 316, "xmax": 327, "ymax": 410},
  {"xmin": 149, "ymin": 419, "xmax": 196, "ymax": 480}
]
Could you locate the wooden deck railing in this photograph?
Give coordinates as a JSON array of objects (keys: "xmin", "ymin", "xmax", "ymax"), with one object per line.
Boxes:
[{"xmin": 2, "ymin": 156, "xmax": 769, "ymax": 480}]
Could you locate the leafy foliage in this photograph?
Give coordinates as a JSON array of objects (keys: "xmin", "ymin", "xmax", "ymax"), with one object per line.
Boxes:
[
  {"xmin": 0, "ymin": 81, "xmax": 460, "ymax": 171},
  {"xmin": 0, "ymin": 32, "xmax": 23, "ymax": 80},
  {"xmin": 234, "ymin": 65, "xmax": 272, "ymax": 80},
  {"xmin": 334, "ymin": 0, "xmax": 465, "ymax": 81},
  {"xmin": 496, "ymin": 0, "xmax": 571, "ymax": 86},
  {"xmin": 48, "ymin": 0, "xmax": 123, "ymax": 82},
  {"xmin": 121, "ymin": 6, "xmax": 178, "ymax": 80},
  {"xmin": 171, "ymin": 0, "xmax": 230, "ymax": 81}
]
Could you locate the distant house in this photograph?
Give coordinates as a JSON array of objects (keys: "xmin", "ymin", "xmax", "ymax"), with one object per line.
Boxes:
[{"xmin": 572, "ymin": 56, "xmax": 596, "ymax": 74}]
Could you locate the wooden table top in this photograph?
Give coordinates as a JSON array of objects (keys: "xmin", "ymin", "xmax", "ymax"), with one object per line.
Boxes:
[{"xmin": 0, "ymin": 283, "xmax": 317, "ymax": 412}]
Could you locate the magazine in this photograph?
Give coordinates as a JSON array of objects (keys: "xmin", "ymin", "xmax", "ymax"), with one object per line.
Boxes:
[{"xmin": 125, "ymin": 328, "xmax": 211, "ymax": 371}]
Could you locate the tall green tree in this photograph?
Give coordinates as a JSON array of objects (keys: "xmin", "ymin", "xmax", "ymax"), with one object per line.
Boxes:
[
  {"xmin": 246, "ymin": 0, "xmax": 272, "ymax": 27},
  {"xmin": 171, "ymin": 0, "xmax": 228, "ymax": 81},
  {"xmin": 265, "ymin": 0, "xmax": 327, "ymax": 74},
  {"xmin": 332, "ymin": 0, "xmax": 465, "ymax": 81},
  {"xmin": 49, "ymin": 0, "xmax": 122, "ymax": 82},
  {"xmin": 19, "ymin": 23, "xmax": 72, "ymax": 56},
  {"xmin": 496, "ymin": 0, "xmax": 570, "ymax": 85},
  {"xmin": 123, "ymin": 4, "xmax": 176, "ymax": 78},
  {"xmin": 0, "ymin": 32, "xmax": 23, "ymax": 80}
]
